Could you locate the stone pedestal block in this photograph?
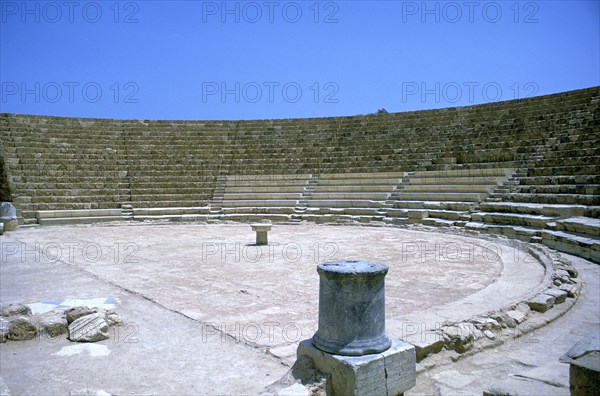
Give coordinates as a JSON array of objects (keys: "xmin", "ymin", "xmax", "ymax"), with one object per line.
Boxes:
[
  {"xmin": 0, "ymin": 202, "xmax": 18, "ymax": 232},
  {"xmin": 298, "ymin": 338, "xmax": 416, "ymax": 396},
  {"xmin": 312, "ymin": 260, "xmax": 391, "ymax": 355},
  {"xmin": 250, "ymin": 223, "xmax": 272, "ymax": 245}
]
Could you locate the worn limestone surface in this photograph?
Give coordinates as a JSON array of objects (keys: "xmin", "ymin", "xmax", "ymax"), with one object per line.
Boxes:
[
  {"xmin": 68, "ymin": 313, "xmax": 110, "ymax": 343},
  {"xmin": 407, "ymin": 253, "xmax": 599, "ymax": 396},
  {"xmin": 0, "ymin": 222, "xmax": 559, "ymax": 394}
]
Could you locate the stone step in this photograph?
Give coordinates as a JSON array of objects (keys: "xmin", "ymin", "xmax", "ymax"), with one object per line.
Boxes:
[
  {"xmin": 133, "ymin": 214, "xmax": 212, "ymax": 222},
  {"xmin": 220, "ymin": 207, "xmax": 297, "ymax": 215},
  {"xmin": 319, "ymin": 172, "xmax": 406, "ymax": 179},
  {"xmin": 421, "ymin": 218, "xmax": 457, "ymax": 227},
  {"xmin": 413, "ymin": 168, "xmax": 512, "ymax": 178},
  {"xmin": 36, "ymin": 208, "xmax": 122, "ymax": 219},
  {"xmin": 223, "ymin": 193, "xmax": 303, "ymax": 200},
  {"xmin": 471, "ymin": 211, "xmax": 556, "ymax": 229},
  {"xmin": 501, "ymin": 193, "xmax": 599, "ymax": 205},
  {"xmin": 401, "ymin": 184, "xmax": 496, "ymax": 193},
  {"xmin": 406, "ymin": 176, "xmax": 505, "ymax": 185},
  {"xmin": 392, "ymin": 200, "xmax": 476, "ymax": 211},
  {"xmin": 541, "ymin": 230, "xmax": 600, "ymax": 263},
  {"xmin": 316, "ymin": 207, "xmax": 381, "ymax": 216},
  {"xmin": 426, "ymin": 209, "xmax": 466, "ymax": 220},
  {"xmin": 528, "ymin": 165, "xmax": 600, "ymax": 177},
  {"xmin": 464, "ymin": 222, "xmax": 600, "ymax": 263},
  {"xmin": 382, "ymin": 208, "xmax": 408, "ymax": 217},
  {"xmin": 479, "ymin": 202, "xmax": 588, "ymax": 217},
  {"xmin": 132, "ymin": 207, "xmax": 211, "ymax": 216},
  {"xmin": 218, "ymin": 213, "xmax": 292, "ymax": 222},
  {"xmin": 316, "ymin": 178, "xmax": 403, "ymax": 186},
  {"xmin": 392, "ymin": 192, "xmax": 484, "ymax": 202},
  {"xmin": 221, "ymin": 199, "xmax": 299, "ymax": 208},
  {"xmin": 515, "ymin": 184, "xmax": 600, "ymax": 195},
  {"xmin": 313, "ymin": 185, "xmax": 399, "ymax": 192},
  {"xmin": 306, "ymin": 199, "xmax": 383, "ymax": 208},
  {"xmin": 555, "ymin": 217, "xmax": 600, "ymax": 237},
  {"xmin": 38, "ymin": 216, "xmax": 123, "ymax": 226},
  {"xmin": 225, "ymin": 174, "xmax": 312, "ymax": 181},
  {"xmin": 127, "ymin": 200, "xmax": 209, "ymax": 208},
  {"xmin": 517, "ymin": 175, "xmax": 600, "ymax": 185},
  {"xmin": 130, "ymin": 194, "xmax": 212, "ymax": 202},
  {"xmin": 223, "ymin": 186, "xmax": 306, "ymax": 193},
  {"xmin": 310, "ymin": 192, "xmax": 392, "ymax": 200},
  {"xmin": 222, "ymin": 180, "xmax": 309, "ymax": 187}
]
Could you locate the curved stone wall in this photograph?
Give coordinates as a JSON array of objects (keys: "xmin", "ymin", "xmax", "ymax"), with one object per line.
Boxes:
[{"xmin": 0, "ymin": 86, "xmax": 598, "ymax": 261}]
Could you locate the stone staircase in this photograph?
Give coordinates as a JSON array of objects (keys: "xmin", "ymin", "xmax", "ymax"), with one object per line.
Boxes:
[
  {"xmin": 0, "ymin": 86, "xmax": 598, "ymax": 261},
  {"xmin": 300, "ymin": 172, "xmax": 406, "ymax": 223},
  {"xmin": 383, "ymin": 167, "xmax": 514, "ymax": 227},
  {"xmin": 218, "ymin": 174, "xmax": 311, "ymax": 222},
  {"xmin": 293, "ymin": 174, "xmax": 320, "ymax": 221}
]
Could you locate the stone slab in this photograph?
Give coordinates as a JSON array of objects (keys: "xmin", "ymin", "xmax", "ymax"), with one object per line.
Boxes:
[
  {"xmin": 527, "ymin": 294, "xmax": 556, "ymax": 313},
  {"xmin": 297, "ymin": 338, "xmax": 415, "ymax": 396}
]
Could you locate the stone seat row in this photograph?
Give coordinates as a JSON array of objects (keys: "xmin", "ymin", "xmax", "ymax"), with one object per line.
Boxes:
[
  {"xmin": 8, "ymin": 128, "xmax": 564, "ymax": 147},
  {"xmin": 496, "ymin": 193, "xmax": 600, "ymax": 206},
  {"xmin": 8, "ymin": 125, "xmax": 579, "ymax": 142},
  {"xmin": 515, "ymin": 185, "xmax": 600, "ymax": 195},
  {"xmin": 518, "ymin": 175, "xmax": 600, "ymax": 185},
  {"xmin": 4, "ymin": 138, "xmax": 585, "ymax": 160},
  {"xmin": 526, "ymin": 165, "xmax": 600, "ymax": 176},
  {"xmin": 4, "ymin": 121, "xmax": 594, "ymax": 142},
  {"xmin": 17, "ymin": 187, "xmax": 215, "ymax": 196}
]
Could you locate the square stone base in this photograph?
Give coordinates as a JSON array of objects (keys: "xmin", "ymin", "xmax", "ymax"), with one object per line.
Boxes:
[
  {"xmin": 0, "ymin": 219, "xmax": 17, "ymax": 232},
  {"xmin": 297, "ymin": 338, "xmax": 416, "ymax": 396}
]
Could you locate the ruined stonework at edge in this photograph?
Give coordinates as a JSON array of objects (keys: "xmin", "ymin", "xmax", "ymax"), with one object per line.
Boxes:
[
  {"xmin": 0, "ymin": 87, "xmax": 598, "ymax": 262},
  {"xmin": 0, "ymin": 143, "xmax": 11, "ymax": 202}
]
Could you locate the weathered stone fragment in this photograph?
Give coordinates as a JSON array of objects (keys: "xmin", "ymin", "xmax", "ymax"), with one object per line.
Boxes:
[
  {"xmin": 65, "ymin": 307, "xmax": 97, "ymax": 324},
  {"xmin": 491, "ymin": 311, "xmax": 517, "ymax": 328},
  {"xmin": 8, "ymin": 317, "xmax": 37, "ymax": 341},
  {"xmin": 0, "ymin": 303, "xmax": 32, "ymax": 317},
  {"xmin": 472, "ymin": 317, "xmax": 501, "ymax": 331},
  {"xmin": 105, "ymin": 312, "xmax": 123, "ymax": 327},
  {"xmin": 559, "ymin": 283, "xmax": 580, "ymax": 298},
  {"xmin": 543, "ymin": 288, "xmax": 568, "ymax": 304},
  {"xmin": 0, "ymin": 318, "xmax": 8, "ymax": 343},
  {"xmin": 40, "ymin": 315, "xmax": 68, "ymax": 337},
  {"xmin": 68, "ymin": 313, "xmax": 109, "ymax": 342},
  {"xmin": 506, "ymin": 310, "xmax": 527, "ymax": 324},
  {"xmin": 514, "ymin": 302, "xmax": 530, "ymax": 315},
  {"xmin": 0, "ymin": 202, "xmax": 17, "ymax": 231},
  {"xmin": 442, "ymin": 323, "xmax": 475, "ymax": 353},
  {"xmin": 527, "ymin": 294, "xmax": 555, "ymax": 313}
]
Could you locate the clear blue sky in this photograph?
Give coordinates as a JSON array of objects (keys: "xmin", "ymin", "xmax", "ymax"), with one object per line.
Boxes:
[{"xmin": 1, "ymin": 0, "xmax": 598, "ymax": 120}]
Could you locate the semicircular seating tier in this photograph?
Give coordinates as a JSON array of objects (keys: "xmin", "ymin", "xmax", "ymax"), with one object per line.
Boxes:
[{"xmin": 1, "ymin": 87, "xmax": 598, "ymax": 262}]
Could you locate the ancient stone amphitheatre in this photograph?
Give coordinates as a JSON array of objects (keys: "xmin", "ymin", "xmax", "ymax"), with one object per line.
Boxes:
[{"xmin": 0, "ymin": 87, "xmax": 598, "ymax": 395}]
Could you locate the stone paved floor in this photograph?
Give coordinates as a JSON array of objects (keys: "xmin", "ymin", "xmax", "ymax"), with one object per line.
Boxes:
[
  {"xmin": 407, "ymin": 253, "xmax": 599, "ymax": 396},
  {"xmin": 0, "ymin": 221, "xmax": 592, "ymax": 395}
]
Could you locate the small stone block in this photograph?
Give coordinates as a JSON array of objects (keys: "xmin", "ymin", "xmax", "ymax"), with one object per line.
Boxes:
[
  {"xmin": 250, "ymin": 223, "xmax": 272, "ymax": 245},
  {"xmin": 506, "ymin": 310, "xmax": 527, "ymax": 324},
  {"xmin": 1, "ymin": 219, "xmax": 18, "ymax": 232},
  {"xmin": 407, "ymin": 210, "xmax": 428, "ymax": 219},
  {"xmin": 559, "ymin": 283, "xmax": 580, "ymax": 298},
  {"xmin": 527, "ymin": 294, "xmax": 555, "ymax": 313},
  {"xmin": 404, "ymin": 332, "xmax": 444, "ymax": 362},
  {"xmin": 543, "ymin": 288, "xmax": 568, "ymax": 304},
  {"xmin": 297, "ymin": 338, "xmax": 416, "ymax": 396}
]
